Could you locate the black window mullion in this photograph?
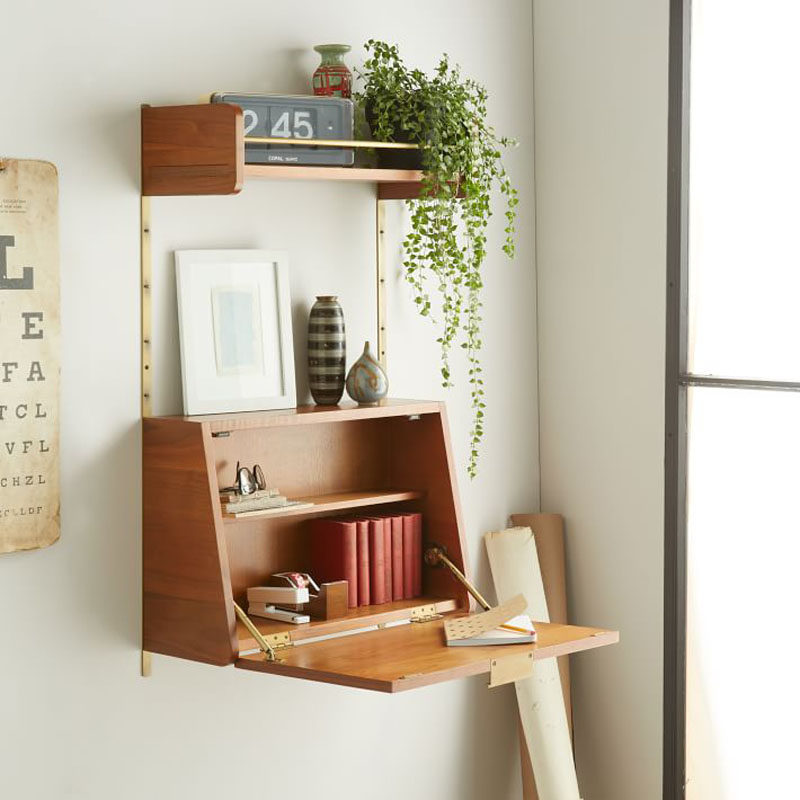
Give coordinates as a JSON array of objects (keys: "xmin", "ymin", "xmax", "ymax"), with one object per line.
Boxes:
[{"xmin": 664, "ymin": 1, "xmax": 691, "ymax": 798}]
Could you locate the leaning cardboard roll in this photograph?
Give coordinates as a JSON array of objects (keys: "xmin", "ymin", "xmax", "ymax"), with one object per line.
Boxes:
[
  {"xmin": 510, "ymin": 513, "xmax": 572, "ymax": 800},
  {"xmin": 485, "ymin": 526, "xmax": 581, "ymax": 800}
]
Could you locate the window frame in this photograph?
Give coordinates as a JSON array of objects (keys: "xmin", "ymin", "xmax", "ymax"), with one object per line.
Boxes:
[{"xmin": 663, "ymin": 3, "xmax": 800, "ymax": 796}]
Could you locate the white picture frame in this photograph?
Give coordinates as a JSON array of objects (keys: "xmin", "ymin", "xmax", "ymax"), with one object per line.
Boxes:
[{"xmin": 175, "ymin": 249, "xmax": 296, "ymax": 415}]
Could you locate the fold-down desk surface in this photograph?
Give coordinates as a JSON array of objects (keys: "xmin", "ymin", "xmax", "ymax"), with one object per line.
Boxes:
[{"xmin": 235, "ymin": 617, "xmax": 619, "ymax": 693}]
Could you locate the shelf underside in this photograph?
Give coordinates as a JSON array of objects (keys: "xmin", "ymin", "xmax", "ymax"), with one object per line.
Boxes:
[
  {"xmin": 243, "ymin": 164, "xmax": 421, "ymax": 183},
  {"xmin": 245, "ymin": 164, "xmax": 432, "ymax": 200}
]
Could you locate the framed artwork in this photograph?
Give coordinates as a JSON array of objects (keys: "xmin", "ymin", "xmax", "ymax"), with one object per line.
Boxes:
[{"xmin": 175, "ymin": 249, "xmax": 295, "ymax": 415}]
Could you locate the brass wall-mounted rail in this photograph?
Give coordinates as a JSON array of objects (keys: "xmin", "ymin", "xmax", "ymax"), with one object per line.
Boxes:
[{"xmin": 245, "ymin": 136, "xmax": 419, "ymax": 150}]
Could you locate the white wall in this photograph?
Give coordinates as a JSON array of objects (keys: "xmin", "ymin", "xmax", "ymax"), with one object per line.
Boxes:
[
  {"xmin": 0, "ymin": 2, "xmax": 538, "ymax": 799},
  {"xmin": 533, "ymin": 2, "xmax": 668, "ymax": 799}
]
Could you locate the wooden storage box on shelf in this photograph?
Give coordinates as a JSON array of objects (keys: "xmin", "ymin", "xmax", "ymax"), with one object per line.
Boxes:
[
  {"xmin": 142, "ymin": 400, "xmax": 619, "ymax": 692},
  {"xmin": 141, "ymin": 103, "xmax": 430, "ymax": 199}
]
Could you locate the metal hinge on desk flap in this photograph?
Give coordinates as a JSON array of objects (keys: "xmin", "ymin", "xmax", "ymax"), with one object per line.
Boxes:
[
  {"xmin": 410, "ymin": 604, "xmax": 443, "ymax": 624},
  {"xmin": 263, "ymin": 631, "xmax": 293, "ymax": 655},
  {"xmin": 488, "ymin": 650, "xmax": 534, "ymax": 688}
]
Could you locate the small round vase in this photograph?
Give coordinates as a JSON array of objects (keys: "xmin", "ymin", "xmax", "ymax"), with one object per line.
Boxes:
[
  {"xmin": 345, "ymin": 341, "xmax": 388, "ymax": 406},
  {"xmin": 308, "ymin": 296, "xmax": 346, "ymax": 405},
  {"xmin": 312, "ymin": 44, "xmax": 352, "ymax": 98}
]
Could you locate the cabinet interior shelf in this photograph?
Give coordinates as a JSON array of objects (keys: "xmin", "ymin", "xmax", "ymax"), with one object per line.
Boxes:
[
  {"xmin": 223, "ymin": 488, "xmax": 425, "ymax": 521},
  {"xmin": 237, "ymin": 596, "xmax": 458, "ymax": 649}
]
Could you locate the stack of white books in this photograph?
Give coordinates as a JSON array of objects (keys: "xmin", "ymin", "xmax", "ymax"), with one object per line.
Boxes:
[{"xmin": 220, "ymin": 488, "xmax": 313, "ymax": 517}]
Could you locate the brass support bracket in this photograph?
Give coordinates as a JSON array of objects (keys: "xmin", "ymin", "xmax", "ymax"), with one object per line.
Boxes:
[
  {"xmin": 140, "ymin": 195, "xmax": 152, "ymax": 678},
  {"xmin": 140, "ymin": 195, "xmax": 152, "ymax": 417},
  {"xmin": 488, "ymin": 650, "xmax": 534, "ymax": 688},
  {"xmin": 424, "ymin": 543, "xmax": 492, "ymax": 611},
  {"xmin": 410, "ymin": 604, "xmax": 443, "ymax": 624},
  {"xmin": 376, "ymin": 197, "xmax": 387, "ymax": 369},
  {"xmin": 234, "ymin": 602, "xmax": 288, "ymax": 662}
]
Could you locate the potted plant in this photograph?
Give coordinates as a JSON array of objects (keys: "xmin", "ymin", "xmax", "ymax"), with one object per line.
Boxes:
[{"xmin": 355, "ymin": 40, "xmax": 519, "ymax": 478}]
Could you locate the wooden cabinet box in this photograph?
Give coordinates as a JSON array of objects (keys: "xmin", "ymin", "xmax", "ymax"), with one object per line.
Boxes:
[{"xmin": 143, "ymin": 400, "xmax": 617, "ymax": 692}]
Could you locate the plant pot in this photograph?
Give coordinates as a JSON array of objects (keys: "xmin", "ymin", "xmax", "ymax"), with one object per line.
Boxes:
[{"xmin": 365, "ymin": 99, "xmax": 426, "ymax": 170}]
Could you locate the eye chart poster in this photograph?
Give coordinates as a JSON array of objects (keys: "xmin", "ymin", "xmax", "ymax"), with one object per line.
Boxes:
[{"xmin": 0, "ymin": 159, "xmax": 60, "ymax": 554}]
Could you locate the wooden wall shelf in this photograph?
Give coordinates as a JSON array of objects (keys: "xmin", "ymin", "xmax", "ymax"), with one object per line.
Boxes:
[
  {"xmin": 141, "ymin": 103, "xmax": 432, "ymax": 199},
  {"xmin": 138, "ymin": 102, "xmax": 620, "ymax": 689}
]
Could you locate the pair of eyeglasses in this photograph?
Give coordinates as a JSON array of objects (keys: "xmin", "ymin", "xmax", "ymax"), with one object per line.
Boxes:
[{"xmin": 235, "ymin": 462, "xmax": 267, "ymax": 496}]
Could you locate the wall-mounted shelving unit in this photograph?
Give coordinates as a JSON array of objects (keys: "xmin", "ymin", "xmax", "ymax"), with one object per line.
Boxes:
[{"xmin": 139, "ymin": 102, "xmax": 619, "ymax": 689}]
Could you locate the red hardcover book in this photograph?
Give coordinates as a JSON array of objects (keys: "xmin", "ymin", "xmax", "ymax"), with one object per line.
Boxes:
[
  {"xmin": 401, "ymin": 514, "xmax": 415, "ymax": 599},
  {"xmin": 367, "ymin": 518, "xmax": 387, "ymax": 604},
  {"xmin": 410, "ymin": 512, "xmax": 422, "ymax": 596},
  {"xmin": 355, "ymin": 518, "xmax": 370, "ymax": 607},
  {"xmin": 310, "ymin": 518, "xmax": 358, "ymax": 608},
  {"xmin": 383, "ymin": 517, "xmax": 393, "ymax": 603},
  {"xmin": 390, "ymin": 515, "xmax": 404, "ymax": 601}
]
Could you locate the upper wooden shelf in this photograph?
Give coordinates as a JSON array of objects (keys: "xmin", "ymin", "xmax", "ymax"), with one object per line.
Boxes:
[
  {"xmin": 141, "ymin": 103, "xmax": 430, "ymax": 199},
  {"xmin": 147, "ymin": 398, "xmax": 443, "ymax": 434}
]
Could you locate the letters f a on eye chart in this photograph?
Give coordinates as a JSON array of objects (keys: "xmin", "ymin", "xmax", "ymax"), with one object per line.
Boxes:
[{"xmin": 0, "ymin": 159, "xmax": 60, "ymax": 554}]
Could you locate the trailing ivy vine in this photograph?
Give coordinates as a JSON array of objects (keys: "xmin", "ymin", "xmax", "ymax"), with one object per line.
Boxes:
[{"xmin": 355, "ymin": 40, "xmax": 518, "ymax": 477}]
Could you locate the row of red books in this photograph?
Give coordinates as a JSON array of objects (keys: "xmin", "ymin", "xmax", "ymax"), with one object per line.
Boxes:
[{"xmin": 310, "ymin": 512, "xmax": 423, "ymax": 608}]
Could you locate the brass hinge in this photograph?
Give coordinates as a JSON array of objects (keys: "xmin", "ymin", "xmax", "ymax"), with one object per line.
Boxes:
[
  {"xmin": 262, "ymin": 631, "xmax": 293, "ymax": 661},
  {"xmin": 409, "ymin": 604, "xmax": 443, "ymax": 624}
]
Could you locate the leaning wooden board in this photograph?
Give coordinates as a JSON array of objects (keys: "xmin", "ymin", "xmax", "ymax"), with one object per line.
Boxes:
[{"xmin": 236, "ymin": 616, "xmax": 617, "ymax": 692}]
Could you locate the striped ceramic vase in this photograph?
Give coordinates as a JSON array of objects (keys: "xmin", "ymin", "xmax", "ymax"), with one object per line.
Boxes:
[{"xmin": 307, "ymin": 296, "xmax": 346, "ymax": 405}]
